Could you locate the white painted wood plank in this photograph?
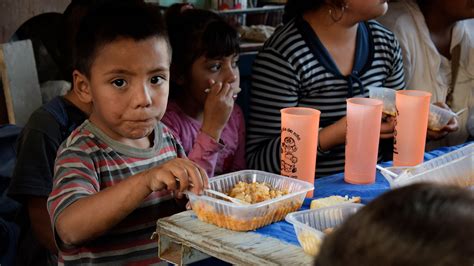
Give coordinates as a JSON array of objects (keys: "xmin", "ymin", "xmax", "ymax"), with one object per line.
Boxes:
[{"xmin": 157, "ymin": 211, "xmax": 313, "ymax": 265}]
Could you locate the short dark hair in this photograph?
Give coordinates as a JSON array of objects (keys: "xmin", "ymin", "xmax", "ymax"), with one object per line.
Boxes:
[
  {"xmin": 315, "ymin": 183, "xmax": 474, "ymax": 266},
  {"xmin": 73, "ymin": 0, "xmax": 169, "ymax": 78},
  {"xmin": 165, "ymin": 6, "xmax": 239, "ymax": 94},
  {"xmin": 283, "ymin": 0, "xmax": 347, "ymax": 23}
]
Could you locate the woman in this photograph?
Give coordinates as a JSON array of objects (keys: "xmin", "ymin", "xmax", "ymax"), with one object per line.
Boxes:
[{"xmin": 246, "ymin": 0, "xmax": 405, "ymax": 178}]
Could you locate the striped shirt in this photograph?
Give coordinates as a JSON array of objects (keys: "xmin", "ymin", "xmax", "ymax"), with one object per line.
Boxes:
[
  {"xmin": 246, "ymin": 17, "xmax": 405, "ymax": 178},
  {"xmin": 48, "ymin": 120, "xmax": 185, "ymax": 265}
]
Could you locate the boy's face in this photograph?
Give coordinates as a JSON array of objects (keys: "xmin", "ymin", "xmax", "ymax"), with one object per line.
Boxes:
[{"xmin": 79, "ymin": 37, "xmax": 171, "ymax": 144}]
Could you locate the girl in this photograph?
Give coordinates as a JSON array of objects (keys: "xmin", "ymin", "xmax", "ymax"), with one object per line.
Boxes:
[
  {"xmin": 247, "ymin": 0, "xmax": 406, "ymax": 178},
  {"xmin": 162, "ymin": 5, "xmax": 245, "ymax": 177}
]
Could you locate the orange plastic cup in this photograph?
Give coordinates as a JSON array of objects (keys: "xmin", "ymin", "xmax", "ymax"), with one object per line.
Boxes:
[
  {"xmin": 281, "ymin": 107, "xmax": 320, "ymax": 197},
  {"xmin": 344, "ymin": 98, "xmax": 383, "ymax": 184},
  {"xmin": 393, "ymin": 90, "xmax": 432, "ymax": 166}
]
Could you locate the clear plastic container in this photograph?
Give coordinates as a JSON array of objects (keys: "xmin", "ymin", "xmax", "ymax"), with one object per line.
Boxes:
[
  {"xmin": 382, "ymin": 143, "xmax": 474, "ymax": 188},
  {"xmin": 187, "ymin": 170, "xmax": 314, "ymax": 231},
  {"xmin": 428, "ymin": 104, "xmax": 457, "ymax": 131},
  {"xmin": 368, "ymin": 86, "xmax": 397, "ymax": 116},
  {"xmin": 285, "ymin": 203, "xmax": 363, "ymax": 256}
]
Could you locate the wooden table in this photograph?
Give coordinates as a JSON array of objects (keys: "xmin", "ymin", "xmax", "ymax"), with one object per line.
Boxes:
[{"xmin": 156, "ymin": 210, "xmax": 313, "ymax": 265}]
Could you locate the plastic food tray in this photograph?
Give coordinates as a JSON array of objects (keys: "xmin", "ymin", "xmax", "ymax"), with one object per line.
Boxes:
[
  {"xmin": 382, "ymin": 143, "xmax": 474, "ymax": 188},
  {"xmin": 368, "ymin": 86, "xmax": 396, "ymax": 116},
  {"xmin": 285, "ymin": 203, "xmax": 363, "ymax": 256},
  {"xmin": 187, "ymin": 170, "xmax": 314, "ymax": 231}
]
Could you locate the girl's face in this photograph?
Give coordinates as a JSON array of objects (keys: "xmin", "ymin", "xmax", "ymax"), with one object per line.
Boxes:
[
  {"xmin": 343, "ymin": 0, "xmax": 388, "ymax": 21},
  {"xmin": 185, "ymin": 54, "xmax": 240, "ymax": 106}
]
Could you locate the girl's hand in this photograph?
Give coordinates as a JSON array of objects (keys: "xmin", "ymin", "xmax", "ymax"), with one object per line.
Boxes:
[
  {"xmin": 201, "ymin": 79, "xmax": 240, "ymax": 141},
  {"xmin": 145, "ymin": 158, "xmax": 209, "ymax": 196}
]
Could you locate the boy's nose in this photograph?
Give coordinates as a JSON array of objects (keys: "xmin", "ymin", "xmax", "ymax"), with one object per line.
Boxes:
[{"xmin": 133, "ymin": 84, "xmax": 152, "ymax": 108}]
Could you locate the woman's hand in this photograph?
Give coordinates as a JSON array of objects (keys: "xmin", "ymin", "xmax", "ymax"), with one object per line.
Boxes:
[
  {"xmin": 427, "ymin": 102, "xmax": 459, "ymax": 140},
  {"xmin": 380, "ymin": 114, "xmax": 396, "ymax": 139},
  {"xmin": 201, "ymin": 79, "xmax": 240, "ymax": 141}
]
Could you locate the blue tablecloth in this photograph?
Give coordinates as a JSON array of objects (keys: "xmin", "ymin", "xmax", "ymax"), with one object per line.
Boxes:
[{"xmin": 254, "ymin": 141, "xmax": 473, "ymax": 246}]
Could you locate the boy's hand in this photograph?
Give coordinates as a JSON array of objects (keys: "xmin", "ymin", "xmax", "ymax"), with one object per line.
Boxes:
[
  {"xmin": 146, "ymin": 158, "xmax": 209, "ymax": 195},
  {"xmin": 201, "ymin": 79, "xmax": 240, "ymax": 141}
]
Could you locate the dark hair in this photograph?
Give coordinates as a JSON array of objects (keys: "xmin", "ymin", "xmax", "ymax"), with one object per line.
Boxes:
[
  {"xmin": 315, "ymin": 183, "xmax": 474, "ymax": 266},
  {"xmin": 165, "ymin": 5, "xmax": 239, "ymax": 95},
  {"xmin": 283, "ymin": 0, "xmax": 347, "ymax": 23},
  {"xmin": 73, "ymin": 0, "xmax": 169, "ymax": 78}
]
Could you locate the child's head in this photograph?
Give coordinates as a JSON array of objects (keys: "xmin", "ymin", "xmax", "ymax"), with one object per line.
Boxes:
[
  {"xmin": 165, "ymin": 6, "xmax": 240, "ymax": 105},
  {"xmin": 283, "ymin": 0, "xmax": 388, "ymax": 24},
  {"xmin": 73, "ymin": 0, "xmax": 171, "ymax": 142},
  {"xmin": 315, "ymin": 183, "xmax": 474, "ymax": 266}
]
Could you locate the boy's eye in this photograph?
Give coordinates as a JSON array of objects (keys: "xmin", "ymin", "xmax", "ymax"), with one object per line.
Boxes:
[
  {"xmin": 112, "ymin": 79, "xmax": 127, "ymax": 88},
  {"xmin": 150, "ymin": 76, "xmax": 164, "ymax": 85}
]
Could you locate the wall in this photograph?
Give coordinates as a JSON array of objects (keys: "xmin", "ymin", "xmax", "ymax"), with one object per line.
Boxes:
[{"xmin": 0, "ymin": 0, "xmax": 70, "ymax": 43}]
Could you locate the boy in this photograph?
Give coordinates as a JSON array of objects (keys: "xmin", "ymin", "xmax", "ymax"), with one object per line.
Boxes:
[{"xmin": 47, "ymin": 1, "xmax": 208, "ymax": 264}]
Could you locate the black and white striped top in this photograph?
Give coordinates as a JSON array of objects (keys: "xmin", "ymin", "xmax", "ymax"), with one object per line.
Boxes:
[{"xmin": 246, "ymin": 17, "xmax": 405, "ymax": 178}]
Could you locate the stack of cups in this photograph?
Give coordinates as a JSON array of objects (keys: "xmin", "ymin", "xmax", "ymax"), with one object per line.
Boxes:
[
  {"xmin": 344, "ymin": 98, "xmax": 383, "ymax": 184},
  {"xmin": 280, "ymin": 107, "xmax": 320, "ymax": 197}
]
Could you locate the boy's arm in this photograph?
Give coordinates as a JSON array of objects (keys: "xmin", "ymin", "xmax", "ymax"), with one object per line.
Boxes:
[{"xmin": 49, "ymin": 154, "xmax": 207, "ymax": 247}]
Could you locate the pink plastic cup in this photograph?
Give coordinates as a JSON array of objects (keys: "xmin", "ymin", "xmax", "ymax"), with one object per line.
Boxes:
[
  {"xmin": 281, "ymin": 107, "xmax": 320, "ymax": 197},
  {"xmin": 393, "ymin": 90, "xmax": 432, "ymax": 166},
  {"xmin": 344, "ymin": 98, "xmax": 383, "ymax": 184}
]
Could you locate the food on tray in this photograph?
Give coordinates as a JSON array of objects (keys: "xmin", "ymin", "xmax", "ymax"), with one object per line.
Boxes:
[
  {"xmin": 428, "ymin": 104, "xmax": 457, "ymax": 131},
  {"xmin": 368, "ymin": 87, "xmax": 397, "ymax": 116},
  {"xmin": 428, "ymin": 111, "xmax": 443, "ymax": 131},
  {"xmin": 188, "ymin": 170, "xmax": 313, "ymax": 231},
  {"xmin": 310, "ymin": 195, "xmax": 361, "ymax": 209},
  {"xmin": 297, "ymin": 231, "xmax": 322, "ymax": 256},
  {"xmin": 192, "ymin": 198, "xmax": 302, "ymax": 231},
  {"xmin": 227, "ymin": 181, "xmax": 288, "ymax": 204}
]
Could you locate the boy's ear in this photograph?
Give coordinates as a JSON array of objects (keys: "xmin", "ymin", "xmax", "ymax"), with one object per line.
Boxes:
[{"xmin": 72, "ymin": 70, "xmax": 93, "ymax": 104}]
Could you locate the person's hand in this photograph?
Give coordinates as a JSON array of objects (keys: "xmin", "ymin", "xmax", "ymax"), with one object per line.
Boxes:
[
  {"xmin": 145, "ymin": 158, "xmax": 209, "ymax": 196},
  {"xmin": 318, "ymin": 116, "xmax": 347, "ymax": 151},
  {"xmin": 427, "ymin": 102, "xmax": 459, "ymax": 140},
  {"xmin": 201, "ymin": 79, "xmax": 240, "ymax": 141},
  {"xmin": 380, "ymin": 114, "xmax": 396, "ymax": 139}
]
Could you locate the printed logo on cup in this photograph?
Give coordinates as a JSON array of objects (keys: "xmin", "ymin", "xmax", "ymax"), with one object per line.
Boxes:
[
  {"xmin": 393, "ymin": 107, "xmax": 399, "ymax": 155},
  {"xmin": 281, "ymin": 127, "xmax": 300, "ymax": 179}
]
